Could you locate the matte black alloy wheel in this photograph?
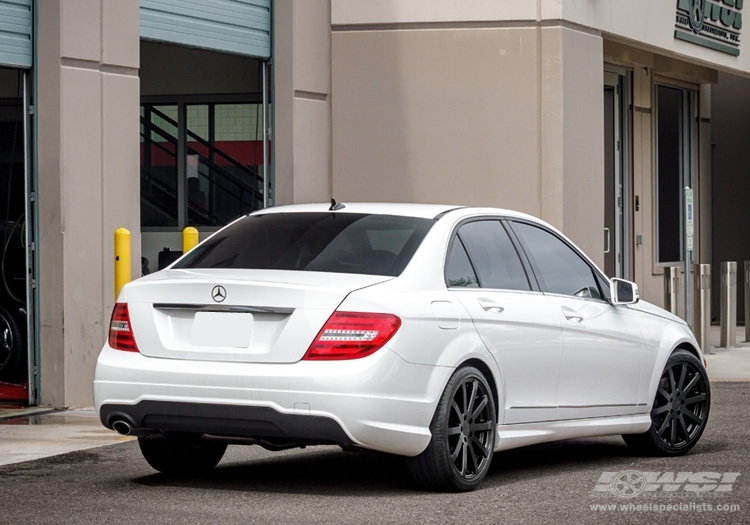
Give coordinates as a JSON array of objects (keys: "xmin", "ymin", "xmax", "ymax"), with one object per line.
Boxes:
[
  {"xmin": 446, "ymin": 376, "xmax": 494, "ymax": 480},
  {"xmin": 652, "ymin": 358, "xmax": 709, "ymax": 450},
  {"xmin": 623, "ymin": 349, "xmax": 710, "ymax": 456},
  {"xmin": 407, "ymin": 366, "xmax": 496, "ymax": 492}
]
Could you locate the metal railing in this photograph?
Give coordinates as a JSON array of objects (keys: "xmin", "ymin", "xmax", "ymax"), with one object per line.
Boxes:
[{"xmin": 140, "ymin": 108, "xmax": 264, "ymax": 226}]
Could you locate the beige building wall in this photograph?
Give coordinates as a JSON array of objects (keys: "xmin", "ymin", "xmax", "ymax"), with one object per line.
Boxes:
[
  {"xmin": 331, "ymin": 0, "xmax": 750, "ymax": 76},
  {"xmin": 273, "ymin": 0, "xmax": 332, "ymax": 206},
  {"xmin": 37, "ymin": 0, "xmax": 140, "ymax": 408},
  {"xmin": 330, "ymin": 22, "xmax": 606, "ymax": 263}
]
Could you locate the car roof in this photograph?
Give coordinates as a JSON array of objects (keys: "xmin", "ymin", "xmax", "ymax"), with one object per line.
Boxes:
[{"xmin": 252, "ymin": 202, "xmax": 540, "ymax": 222}]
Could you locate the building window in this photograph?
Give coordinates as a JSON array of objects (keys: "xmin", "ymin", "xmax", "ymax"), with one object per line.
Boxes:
[
  {"xmin": 655, "ymin": 85, "xmax": 695, "ymax": 265},
  {"xmin": 140, "ymin": 101, "xmax": 269, "ymax": 229}
]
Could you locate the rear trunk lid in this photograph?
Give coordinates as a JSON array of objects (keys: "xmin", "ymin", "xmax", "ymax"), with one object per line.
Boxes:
[{"xmin": 123, "ymin": 269, "xmax": 392, "ymax": 363}]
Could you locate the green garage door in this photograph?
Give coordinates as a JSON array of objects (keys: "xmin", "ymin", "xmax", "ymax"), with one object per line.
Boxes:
[
  {"xmin": 0, "ymin": 0, "xmax": 32, "ymax": 68},
  {"xmin": 140, "ymin": 0, "xmax": 271, "ymax": 58}
]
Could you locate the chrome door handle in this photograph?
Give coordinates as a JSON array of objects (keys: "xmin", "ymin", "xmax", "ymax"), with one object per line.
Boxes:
[
  {"xmin": 562, "ymin": 306, "xmax": 583, "ymax": 323},
  {"xmin": 478, "ymin": 298, "xmax": 504, "ymax": 313}
]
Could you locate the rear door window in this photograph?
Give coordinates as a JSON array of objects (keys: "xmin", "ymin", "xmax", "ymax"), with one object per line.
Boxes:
[
  {"xmin": 445, "ymin": 238, "xmax": 479, "ymax": 288},
  {"xmin": 447, "ymin": 220, "xmax": 531, "ymax": 291},
  {"xmin": 174, "ymin": 212, "xmax": 435, "ymax": 276}
]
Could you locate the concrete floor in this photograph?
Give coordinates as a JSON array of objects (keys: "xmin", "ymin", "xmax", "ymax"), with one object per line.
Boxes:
[
  {"xmin": 0, "ymin": 408, "xmax": 134, "ymax": 466},
  {"xmin": 703, "ymin": 324, "xmax": 750, "ymax": 381}
]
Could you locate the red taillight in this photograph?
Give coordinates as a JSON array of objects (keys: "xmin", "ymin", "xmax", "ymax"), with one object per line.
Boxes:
[
  {"xmin": 303, "ymin": 311, "xmax": 401, "ymax": 360},
  {"xmin": 108, "ymin": 303, "xmax": 139, "ymax": 353}
]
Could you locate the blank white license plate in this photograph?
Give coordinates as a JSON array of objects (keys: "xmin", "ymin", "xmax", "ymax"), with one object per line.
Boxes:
[{"xmin": 190, "ymin": 312, "xmax": 253, "ymax": 348}]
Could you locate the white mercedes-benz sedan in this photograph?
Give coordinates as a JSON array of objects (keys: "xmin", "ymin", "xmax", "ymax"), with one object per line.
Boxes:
[{"xmin": 94, "ymin": 203, "xmax": 710, "ymax": 492}]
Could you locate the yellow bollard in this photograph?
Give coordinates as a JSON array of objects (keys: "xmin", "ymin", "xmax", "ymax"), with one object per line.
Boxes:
[
  {"xmin": 183, "ymin": 227, "xmax": 199, "ymax": 254},
  {"xmin": 114, "ymin": 228, "xmax": 131, "ymax": 301}
]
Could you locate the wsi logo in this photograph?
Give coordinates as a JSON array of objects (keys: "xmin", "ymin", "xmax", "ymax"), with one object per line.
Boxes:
[{"xmin": 594, "ymin": 471, "xmax": 740, "ymax": 498}]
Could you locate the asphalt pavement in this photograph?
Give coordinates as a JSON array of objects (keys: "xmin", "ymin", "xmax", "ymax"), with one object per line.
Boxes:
[{"xmin": 0, "ymin": 382, "xmax": 747, "ymax": 525}]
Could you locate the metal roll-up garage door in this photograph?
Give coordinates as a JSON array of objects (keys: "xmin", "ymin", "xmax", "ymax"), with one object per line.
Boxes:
[
  {"xmin": 140, "ymin": 0, "xmax": 271, "ymax": 58},
  {"xmin": 0, "ymin": 0, "xmax": 32, "ymax": 68}
]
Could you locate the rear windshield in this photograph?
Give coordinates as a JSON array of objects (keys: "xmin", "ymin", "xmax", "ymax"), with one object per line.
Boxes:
[{"xmin": 174, "ymin": 212, "xmax": 435, "ymax": 276}]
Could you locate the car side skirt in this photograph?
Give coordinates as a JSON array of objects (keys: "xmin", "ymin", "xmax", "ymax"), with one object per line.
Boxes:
[{"xmin": 494, "ymin": 414, "xmax": 652, "ymax": 451}]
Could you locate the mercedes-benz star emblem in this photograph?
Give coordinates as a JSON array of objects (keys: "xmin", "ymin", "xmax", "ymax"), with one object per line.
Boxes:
[{"xmin": 211, "ymin": 285, "xmax": 227, "ymax": 303}]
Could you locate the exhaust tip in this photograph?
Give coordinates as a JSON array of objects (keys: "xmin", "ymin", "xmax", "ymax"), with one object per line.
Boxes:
[{"xmin": 112, "ymin": 419, "xmax": 132, "ymax": 436}]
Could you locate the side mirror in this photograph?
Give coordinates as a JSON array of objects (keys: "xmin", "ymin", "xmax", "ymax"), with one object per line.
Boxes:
[{"xmin": 610, "ymin": 278, "xmax": 639, "ymax": 305}]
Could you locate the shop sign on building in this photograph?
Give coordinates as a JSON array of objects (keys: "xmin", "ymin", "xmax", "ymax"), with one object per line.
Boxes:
[{"xmin": 675, "ymin": 0, "xmax": 742, "ymax": 56}]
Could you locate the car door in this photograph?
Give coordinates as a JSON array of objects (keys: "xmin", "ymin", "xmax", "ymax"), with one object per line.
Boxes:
[
  {"xmin": 446, "ymin": 219, "xmax": 563, "ymax": 424},
  {"xmin": 508, "ymin": 220, "xmax": 645, "ymax": 420}
]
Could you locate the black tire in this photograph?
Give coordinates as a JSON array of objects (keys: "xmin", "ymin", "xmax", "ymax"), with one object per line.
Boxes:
[
  {"xmin": 623, "ymin": 349, "xmax": 710, "ymax": 456},
  {"xmin": 138, "ymin": 437, "xmax": 227, "ymax": 475},
  {"xmin": 0, "ymin": 305, "xmax": 26, "ymax": 384},
  {"xmin": 407, "ymin": 366, "xmax": 496, "ymax": 492}
]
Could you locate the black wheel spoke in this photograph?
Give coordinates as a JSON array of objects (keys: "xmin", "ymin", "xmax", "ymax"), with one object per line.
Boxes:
[
  {"xmin": 468, "ymin": 442, "xmax": 479, "ymax": 473},
  {"xmin": 683, "ymin": 408, "xmax": 703, "ymax": 424},
  {"xmin": 460, "ymin": 442, "xmax": 468, "ymax": 474},
  {"xmin": 461, "ymin": 382, "xmax": 469, "ymax": 414},
  {"xmin": 447, "ymin": 425, "xmax": 462, "ymax": 436},
  {"xmin": 657, "ymin": 415, "xmax": 671, "ymax": 437},
  {"xmin": 450, "ymin": 441, "xmax": 461, "ymax": 461},
  {"xmin": 471, "ymin": 421, "xmax": 493, "ymax": 433},
  {"xmin": 678, "ymin": 415, "xmax": 689, "ymax": 441},
  {"xmin": 471, "ymin": 396, "xmax": 488, "ymax": 420},
  {"xmin": 677, "ymin": 363, "xmax": 687, "ymax": 391},
  {"xmin": 669, "ymin": 417, "xmax": 677, "ymax": 445},
  {"xmin": 467, "ymin": 380, "xmax": 478, "ymax": 414},
  {"xmin": 657, "ymin": 386, "xmax": 671, "ymax": 401},
  {"xmin": 667, "ymin": 368, "xmax": 677, "ymax": 393},
  {"xmin": 471, "ymin": 436, "xmax": 489, "ymax": 457},
  {"xmin": 685, "ymin": 393, "xmax": 707, "ymax": 405},
  {"xmin": 683, "ymin": 373, "xmax": 700, "ymax": 394},
  {"xmin": 652, "ymin": 404, "xmax": 670, "ymax": 415},
  {"xmin": 450, "ymin": 400, "xmax": 461, "ymax": 420}
]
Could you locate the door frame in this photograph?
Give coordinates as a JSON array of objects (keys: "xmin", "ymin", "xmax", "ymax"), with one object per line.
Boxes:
[{"xmin": 603, "ymin": 68, "xmax": 632, "ymax": 279}]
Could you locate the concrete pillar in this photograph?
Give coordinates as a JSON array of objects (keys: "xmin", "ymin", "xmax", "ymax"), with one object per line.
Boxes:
[
  {"xmin": 37, "ymin": 0, "xmax": 141, "ymax": 407},
  {"xmin": 273, "ymin": 0, "xmax": 332, "ymax": 206},
  {"xmin": 540, "ymin": 25, "xmax": 605, "ymax": 265}
]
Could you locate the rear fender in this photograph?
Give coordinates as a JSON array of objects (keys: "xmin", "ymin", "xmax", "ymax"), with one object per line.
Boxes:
[{"xmin": 338, "ymin": 292, "xmax": 506, "ymax": 423}]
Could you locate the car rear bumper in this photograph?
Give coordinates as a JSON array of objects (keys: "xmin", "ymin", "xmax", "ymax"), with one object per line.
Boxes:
[
  {"xmin": 94, "ymin": 344, "xmax": 451, "ymax": 456},
  {"xmin": 99, "ymin": 400, "xmax": 356, "ymax": 448}
]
